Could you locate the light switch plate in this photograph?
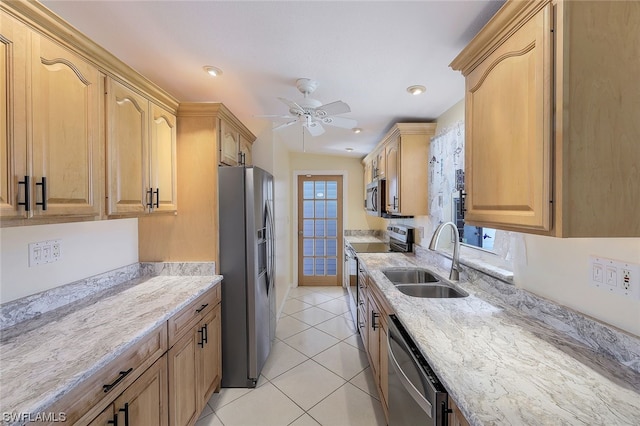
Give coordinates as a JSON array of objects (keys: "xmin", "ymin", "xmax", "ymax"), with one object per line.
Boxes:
[
  {"xmin": 28, "ymin": 239, "xmax": 62, "ymax": 267},
  {"xmin": 590, "ymin": 256, "xmax": 640, "ymax": 300}
]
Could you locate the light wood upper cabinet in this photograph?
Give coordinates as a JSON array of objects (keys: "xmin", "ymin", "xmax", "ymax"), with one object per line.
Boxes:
[
  {"xmin": 375, "ymin": 148, "xmax": 386, "ymax": 179},
  {"xmin": 106, "ymin": 79, "xmax": 177, "ymax": 216},
  {"xmin": 451, "ymin": 0, "xmax": 640, "ymax": 237},
  {"xmin": 219, "ymin": 119, "xmax": 239, "ymax": 166},
  {"xmin": 0, "ymin": 13, "xmax": 28, "ymax": 220},
  {"xmin": 149, "ymin": 103, "xmax": 177, "ymax": 213},
  {"xmin": 239, "ymin": 134, "xmax": 253, "ymax": 166},
  {"xmin": 106, "ymin": 78, "xmax": 149, "ymax": 216},
  {"xmin": 30, "ymin": 33, "xmax": 103, "ymax": 218},
  {"xmin": 385, "ymin": 139, "xmax": 400, "ymax": 214}
]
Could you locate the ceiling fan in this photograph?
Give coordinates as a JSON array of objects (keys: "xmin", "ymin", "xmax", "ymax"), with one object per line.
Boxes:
[{"xmin": 261, "ymin": 78, "xmax": 357, "ymax": 137}]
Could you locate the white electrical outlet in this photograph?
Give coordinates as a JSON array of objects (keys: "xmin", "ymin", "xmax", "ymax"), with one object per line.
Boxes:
[
  {"xmin": 590, "ymin": 256, "xmax": 640, "ymax": 300},
  {"xmin": 28, "ymin": 239, "xmax": 62, "ymax": 267}
]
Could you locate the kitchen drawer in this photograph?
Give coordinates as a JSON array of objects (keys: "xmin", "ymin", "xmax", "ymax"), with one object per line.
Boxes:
[
  {"xmin": 168, "ymin": 285, "xmax": 221, "ymax": 346},
  {"xmin": 48, "ymin": 323, "xmax": 168, "ymax": 425}
]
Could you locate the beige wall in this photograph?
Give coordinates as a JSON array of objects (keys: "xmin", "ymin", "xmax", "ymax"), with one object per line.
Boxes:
[{"xmin": 0, "ymin": 219, "xmax": 138, "ymax": 303}]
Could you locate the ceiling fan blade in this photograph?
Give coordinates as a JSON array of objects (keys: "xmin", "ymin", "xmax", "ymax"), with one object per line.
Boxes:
[
  {"xmin": 315, "ymin": 100, "xmax": 351, "ymax": 117},
  {"xmin": 278, "ymin": 97, "xmax": 305, "ymax": 115},
  {"xmin": 320, "ymin": 116, "xmax": 358, "ymax": 129},
  {"xmin": 304, "ymin": 121, "xmax": 325, "ymax": 136},
  {"xmin": 254, "ymin": 114, "xmax": 294, "ymax": 119},
  {"xmin": 273, "ymin": 120, "xmax": 298, "ymax": 131}
]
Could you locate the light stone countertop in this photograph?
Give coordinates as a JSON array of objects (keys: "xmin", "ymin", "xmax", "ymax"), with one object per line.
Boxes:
[
  {"xmin": 0, "ymin": 275, "xmax": 222, "ymax": 422},
  {"xmin": 356, "ymin": 251, "xmax": 640, "ymax": 426}
]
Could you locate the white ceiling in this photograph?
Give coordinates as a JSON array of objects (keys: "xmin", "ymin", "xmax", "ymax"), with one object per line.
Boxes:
[{"xmin": 42, "ymin": 0, "xmax": 504, "ymax": 157}]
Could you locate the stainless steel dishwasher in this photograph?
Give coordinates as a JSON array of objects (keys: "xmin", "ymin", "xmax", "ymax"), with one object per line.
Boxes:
[{"xmin": 388, "ymin": 314, "xmax": 450, "ymax": 426}]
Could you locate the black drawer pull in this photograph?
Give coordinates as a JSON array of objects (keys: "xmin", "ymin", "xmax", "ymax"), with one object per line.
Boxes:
[
  {"xmin": 153, "ymin": 188, "xmax": 160, "ymax": 208},
  {"xmin": 18, "ymin": 176, "xmax": 30, "ymax": 211},
  {"xmin": 103, "ymin": 368, "xmax": 133, "ymax": 392},
  {"xmin": 146, "ymin": 188, "xmax": 153, "ymax": 208},
  {"xmin": 203, "ymin": 323, "xmax": 208, "ymax": 344},
  {"xmin": 35, "ymin": 177, "xmax": 47, "ymax": 210},
  {"xmin": 195, "ymin": 303, "xmax": 209, "ymax": 313}
]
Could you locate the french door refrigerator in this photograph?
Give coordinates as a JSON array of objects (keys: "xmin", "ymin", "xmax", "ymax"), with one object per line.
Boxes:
[{"xmin": 218, "ymin": 166, "xmax": 276, "ymax": 387}]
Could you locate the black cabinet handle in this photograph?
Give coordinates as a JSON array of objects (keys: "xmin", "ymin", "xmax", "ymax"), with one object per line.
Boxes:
[
  {"xmin": 35, "ymin": 177, "xmax": 47, "ymax": 210},
  {"xmin": 103, "ymin": 368, "xmax": 133, "ymax": 392},
  {"xmin": 18, "ymin": 176, "xmax": 30, "ymax": 211},
  {"xmin": 146, "ymin": 188, "xmax": 153, "ymax": 209},
  {"xmin": 198, "ymin": 327, "xmax": 205, "ymax": 348},
  {"xmin": 441, "ymin": 400, "xmax": 452, "ymax": 426},
  {"xmin": 203, "ymin": 323, "xmax": 208, "ymax": 344},
  {"xmin": 195, "ymin": 303, "xmax": 208, "ymax": 313},
  {"xmin": 119, "ymin": 402, "xmax": 129, "ymax": 426},
  {"xmin": 371, "ymin": 311, "xmax": 380, "ymax": 330},
  {"xmin": 107, "ymin": 413, "xmax": 118, "ymax": 426},
  {"xmin": 153, "ymin": 188, "xmax": 159, "ymax": 208}
]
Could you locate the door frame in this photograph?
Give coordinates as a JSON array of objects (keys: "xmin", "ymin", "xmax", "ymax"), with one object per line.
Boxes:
[{"xmin": 292, "ymin": 170, "xmax": 349, "ymax": 287}]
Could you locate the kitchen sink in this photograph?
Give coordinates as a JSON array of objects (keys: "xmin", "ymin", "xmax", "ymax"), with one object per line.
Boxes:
[
  {"xmin": 394, "ymin": 283, "xmax": 468, "ymax": 298},
  {"xmin": 382, "ymin": 267, "xmax": 440, "ymax": 284}
]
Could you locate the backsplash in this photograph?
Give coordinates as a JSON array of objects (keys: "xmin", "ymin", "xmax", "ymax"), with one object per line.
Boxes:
[{"xmin": 0, "ymin": 262, "xmax": 217, "ymax": 331}]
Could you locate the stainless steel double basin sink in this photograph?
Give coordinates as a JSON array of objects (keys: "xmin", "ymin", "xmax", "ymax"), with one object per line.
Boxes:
[{"xmin": 382, "ymin": 267, "xmax": 468, "ymax": 298}]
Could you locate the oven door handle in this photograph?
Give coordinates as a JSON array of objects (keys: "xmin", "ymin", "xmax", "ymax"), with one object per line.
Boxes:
[{"xmin": 388, "ymin": 332, "xmax": 434, "ymax": 416}]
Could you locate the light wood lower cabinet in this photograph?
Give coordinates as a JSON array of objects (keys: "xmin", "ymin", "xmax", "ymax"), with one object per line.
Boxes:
[
  {"xmin": 90, "ymin": 355, "xmax": 169, "ymax": 426},
  {"xmin": 448, "ymin": 395, "xmax": 471, "ymax": 426},
  {"xmin": 168, "ymin": 293, "xmax": 221, "ymax": 426},
  {"xmin": 358, "ymin": 266, "xmax": 391, "ymax": 422}
]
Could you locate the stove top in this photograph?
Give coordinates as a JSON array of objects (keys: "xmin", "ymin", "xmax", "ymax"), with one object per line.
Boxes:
[{"xmin": 349, "ymin": 242, "xmax": 392, "ymax": 253}]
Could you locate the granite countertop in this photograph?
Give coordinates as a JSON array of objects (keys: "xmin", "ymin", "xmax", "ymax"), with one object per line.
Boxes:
[
  {"xmin": 0, "ymin": 274, "xmax": 222, "ymax": 421},
  {"xmin": 356, "ymin": 251, "xmax": 640, "ymax": 425}
]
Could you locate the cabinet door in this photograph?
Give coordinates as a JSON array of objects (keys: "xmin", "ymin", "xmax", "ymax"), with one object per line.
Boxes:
[
  {"xmin": 150, "ymin": 103, "xmax": 177, "ymax": 213},
  {"xmin": 114, "ymin": 354, "xmax": 168, "ymax": 426},
  {"xmin": 219, "ymin": 119, "xmax": 239, "ymax": 166},
  {"xmin": 376, "ymin": 149, "xmax": 386, "ymax": 179},
  {"xmin": 0, "ymin": 14, "xmax": 29, "ymax": 220},
  {"xmin": 197, "ymin": 306, "xmax": 221, "ymax": 410},
  {"xmin": 106, "ymin": 78, "xmax": 149, "ymax": 215},
  {"xmin": 30, "ymin": 34, "xmax": 103, "ymax": 217},
  {"xmin": 366, "ymin": 293, "xmax": 380, "ymax": 380},
  {"xmin": 239, "ymin": 135, "xmax": 252, "ymax": 166},
  {"xmin": 464, "ymin": 5, "xmax": 552, "ymax": 231},
  {"xmin": 168, "ymin": 328, "xmax": 199, "ymax": 426},
  {"xmin": 87, "ymin": 404, "xmax": 115, "ymax": 426},
  {"xmin": 362, "ymin": 160, "xmax": 372, "ymax": 200},
  {"xmin": 385, "ymin": 140, "xmax": 399, "ymax": 213},
  {"xmin": 379, "ymin": 316, "xmax": 389, "ymax": 410}
]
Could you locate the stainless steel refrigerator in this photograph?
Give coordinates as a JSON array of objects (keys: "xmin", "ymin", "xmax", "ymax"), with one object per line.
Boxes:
[{"xmin": 218, "ymin": 166, "xmax": 276, "ymax": 388}]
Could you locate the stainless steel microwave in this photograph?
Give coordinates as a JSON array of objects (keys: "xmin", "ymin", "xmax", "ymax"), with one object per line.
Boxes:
[{"xmin": 365, "ymin": 179, "xmax": 386, "ymax": 216}]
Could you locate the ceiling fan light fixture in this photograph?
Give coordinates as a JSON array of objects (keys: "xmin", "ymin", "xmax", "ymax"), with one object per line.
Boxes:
[
  {"xmin": 352, "ymin": 128, "xmax": 362, "ymax": 134},
  {"xmin": 203, "ymin": 65, "xmax": 223, "ymax": 77},
  {"xmin": 407, "ymin": 85, "xmax": 426, "ymax": 95}
]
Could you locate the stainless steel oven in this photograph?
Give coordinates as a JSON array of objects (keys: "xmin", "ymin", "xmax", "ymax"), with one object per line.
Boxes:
[{"xmin": 388, "ymin": 314, "xmax": 449, "ymax": 426}]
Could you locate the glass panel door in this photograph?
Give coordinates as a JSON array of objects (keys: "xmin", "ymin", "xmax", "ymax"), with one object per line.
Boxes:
[{"xmin": 297, "ymin": 175, "xmax": 343, "ymax": 286}]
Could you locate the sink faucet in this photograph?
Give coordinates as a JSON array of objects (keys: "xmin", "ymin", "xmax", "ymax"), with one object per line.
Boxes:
[{"xmin": 428, "ymin": 222, "xmax": 462, "ymax": 281}]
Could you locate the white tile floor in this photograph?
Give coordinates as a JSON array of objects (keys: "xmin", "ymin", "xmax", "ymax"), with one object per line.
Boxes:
[{"xmin": 196, "ymin": 286, "xmax": 386, "ymax": 426}]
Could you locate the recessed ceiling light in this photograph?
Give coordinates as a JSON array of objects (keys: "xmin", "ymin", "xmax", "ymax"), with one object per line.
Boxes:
[
  {"xmin": 407, "ymin": 85, "xmax": 426, "ymax": 95},
  {"xmin": 352, "ymin": 128, "xmax": 362, "ymax": 134},
  {"xmin": 203, "ymin": 65, "xmax": 223, "ymax": 77},
  {"xmin": 345, "ymin": 147, "xmax": 354, "ymax": 152}
]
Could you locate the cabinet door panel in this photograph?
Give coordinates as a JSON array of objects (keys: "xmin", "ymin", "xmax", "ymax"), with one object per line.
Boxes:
[
  {"xmin": 465, "ymin": 5, "xmax": 552, "ymax": 231},
  {"xmin": 197, "ymin": 306, "xmax": 221, "ymax": 410},
  {"xmin": 115, "ymin": 354, "xmax": 168, "ymax": 426},
  {"xmin": 106, "ymin": 79, "xmax": 149, "ymax": 215},
  {"xmin": 150, "ymin": 103, "xmax": 177, "ymax": 212},
  {"xmin": 0, "ymin": 14, "xmax": 29, "ymax": 219},
  {"xmin": 219, "ymin": 120, "xmax": 239, "ymax": 166},
  {"xmin": 168, "ymin": 330, "xmax": 198, "ymax": 426},
  {"xmin": 30, "ymin": 35, "xmax": 102, "ymax": 217},
  {"xmin": 385, "ymin": 141, "xmax": 399, "ymax": 213}
]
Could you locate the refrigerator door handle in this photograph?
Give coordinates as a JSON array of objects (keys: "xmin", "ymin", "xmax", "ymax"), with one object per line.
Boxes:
[{"xmin": 265, "ymin": 201, "xmax": 275, "ymax": 293}]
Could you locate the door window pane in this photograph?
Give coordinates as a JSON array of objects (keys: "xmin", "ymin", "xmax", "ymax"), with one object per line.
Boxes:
[
  {"xmin": 315, "ymin": 201, "xmax": 326, "ymax": 218},
  {"xmin": 315, "ymin": 181, "xmax": 326, "ymax": 198},
  {"xmin": 303, "ymin": 200, "xmax": 314, "ymax": 218},
  {"xmin": 326, "ymin": 220, "xmax": 337, "ymax": 237},
  {"xmin": 303, "ymin": 258, "xmax": 313, "ymax": 276},
  {"xmin": 327, "ymin": 258, "xmax": 337, "ymax": 276},
  {"xmin": 315, "ymin": 220, "xmax": 325, "ymax": 237},
  {"xmin": 303, "ymin": 220, "xmax": 314, "ymax": 237},
  {"xmin": 327, "ymin": 201, "xmax": 337, "ymax": 218},
  {"xmin": 303, "ymin": 181, "xmax": 314, "ymax": 199},
  {"xmin": 314, "ymin": 240, "xmax": 325, "ymax": 256},
  {"xmin": 303, "ymin": 239, "xmax": 314, "ymax": 256},
  {"xmin": 326, "ymin": 181, "xmax": 338, "ymax": 199},
  {"xmin": 315, "ymin": 258, "xmax": 325, "ymax": 276},
  {"xmin": 326, "ymin": 239, "xmax": 337, "ymax": 256}
]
